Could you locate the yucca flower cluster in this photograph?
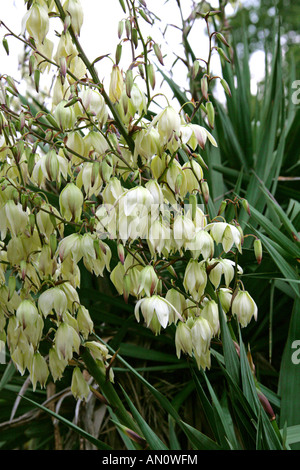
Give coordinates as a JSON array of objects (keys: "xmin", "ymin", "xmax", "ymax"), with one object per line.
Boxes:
[{"xmin": 0, "ymin": 0, "xmax": 260, "ymax": 399}]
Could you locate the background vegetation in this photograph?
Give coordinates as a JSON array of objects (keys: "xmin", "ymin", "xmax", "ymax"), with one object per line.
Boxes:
[{"xmin": 0, "ymin": 0, "xmax": 299, "ymax": 450}]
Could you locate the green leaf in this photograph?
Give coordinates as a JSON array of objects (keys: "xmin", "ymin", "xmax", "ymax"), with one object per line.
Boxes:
[
  {"xmin": 249, "ymin": 227, "xmax": 300, "ymax": 299},
  {"xmin": 179, "ymin": 420, "xmax": 223, "ymax": 450},
  {"xmin": 0, "ymin": 362, "xmax": 16, "ymax": 392},
  {"xmin": 217, "ymin": 295, "xmax": 240, "ymax": 384},
  {"xmin": 120, "ymin": 385, "xmax": 169, "ymax": 450}
]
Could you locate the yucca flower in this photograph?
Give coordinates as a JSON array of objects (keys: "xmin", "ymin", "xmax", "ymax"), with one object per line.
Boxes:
[
  {"xmin": 30, "ymin": 352, "xmax": 49, "ymax": 391},
  {"xmin": 71, "ymin": 367, "xmax": 90, "ymax": 401},
  {"xmin": 59, "ymin": 183, "xmax": 83, "ymax": 222},
  {"xmin": 23, "ymin": 3, "xmax": 49, "ymax": 44},
  {"xmin": 205, "ymin": 222, "xmax": 243, "ymax": 253},
  {"xmin": 232, "ymin": 290, "xmax": 258, "ymax": 328},
  {"xmin": 183, "ymin": 259, "xmax": 207, "ymax": 301},
  {"xmin": 134, "ymin": 295, "xmax": 183, "ymax": 335}
]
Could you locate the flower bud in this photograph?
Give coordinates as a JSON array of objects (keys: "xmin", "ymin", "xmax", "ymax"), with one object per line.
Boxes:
[
  {"xmin": 147, "ymin": 63, "xmax": 156, "ymax": 89},
  {"xmin": 218, "ymin": 200, "xmax": 227, "ymax": 216},
  {"xmin": 201, "ymin": 180, "xmax": 209, "ymax": 204},
  {"xmin": 201, "ymin": 76, "xmax": 208, "ymax": 101},
  {"xmin": 59, "ymin": 182, "xmax": 83, "ymax": 222},
  {"xmin": 254, "ymin": 238, "xmax": 262, "ymax": 264},
  {"xmin": 220, "ymin": 78, "xmax": 231, "ymax": 97}
]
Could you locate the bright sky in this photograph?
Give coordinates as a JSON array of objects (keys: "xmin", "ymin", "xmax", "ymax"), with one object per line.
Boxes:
[{"xmin": 0, "ymin": 0, "xmax": 265, "ymax": 109}]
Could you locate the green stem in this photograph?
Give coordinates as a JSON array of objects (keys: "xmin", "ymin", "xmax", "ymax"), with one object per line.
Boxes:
[{"xmin": 81, "ymin": 348, "xmax": 141, "ymax": 434}]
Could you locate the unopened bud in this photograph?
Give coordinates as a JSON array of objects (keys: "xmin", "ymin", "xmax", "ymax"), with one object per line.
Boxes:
[
  {"xmin": 220, "ymin": 78, "xmax": 231, "ymax": 97},
  {"xmin": 192, "ymin": 60, "xmax": 200, "ymax": 79},
  {"xmin": 175, "ymin": 173, "xmax": 183, "ymax": 194},
  {"xmin": 34, "ymin": 69, "xmax": 40, "ymax": 93},
  {"xmin": 153, "ymin": 43, "xmax": 164, "ymax": 65},
  {"xmin": 125, "ymin": 19, "xmax": 131, "ymax": 38},
  {"xmin": 49, "ymin": 233, "xmax": 57, "ymax": 258},
  {"xmin": 241, "ymin": 198, "xmax": 251, "ymax": 216},
  {"xmin": 115, "ymin": 43, "xmax": 122, "ymax": 65},
  {"xmin": 8, "ymin": 275, "xmax": 16, "ymax": 301},
  {"xmin": 201, "ymin": 76, "xmax": 209, "ymax": 101},
  {"xmin": 20, "ymin": 193, "xmax": 29, "ymax": 211},
  {"xmin": 63, "ymin": 14, "xmax": 71, "ymax": 34},
  {"xmin": 189, "ymin": 193, "xmax": 197, "ymax": 220},
  {"xmin": 28, "ymin": 213, "xmax": 36, "ymax": 234},
  {"xmin": 125, "ymin": 68, "xmax": 134, "ymax": 98},
  {"xmin": 123, "ymin": 274, "xmax": 131, "ymax": 303},
  {"xmin": 118, "ymin": 20, "xmax": 124, "ymax": 39},
  {"xmin": 119, "ymin": 0, "xmax": 126, "ymax": 14},
  {"xmin": 254, "ymin": 238, "xmax": 262, "ymax": 264},
  {"xmin": 217, "ymin": 47, "xmax": 231, "ymax": 64},
  {"xmin": 206, "ymin": 101, "xmax": 215, "ymax": 129},
  {"xmin": 131, "ymin": 28, "xmax": 138, "ymax": 48},
  {"xmin": 201, "ymin": 180, "xmax": 209, "ymax": 204},
  {"xmin": 2, "ymin": 37, "xmax": 9, "ymax": 55},
  {"xmin": 216, "ymin": 32, "xmax": 230, "ymax": 47},
  {"xmin": 218, "ymin": 200, "xmax": 227, "ymax": 216},
  {"xmin": 147, "ymin": 63, "xmax": 156, "ymax": 90},
  {"xmin": 117, "ymin": 243, "xmax": 125, "ymax": 264},
  {"xmin": 29, "ymin": 54, "xmax": 36, "ymax": 76},
  {"xmin": 59, "ymin": 57, "xmax": 67, "ymax": 83}
]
